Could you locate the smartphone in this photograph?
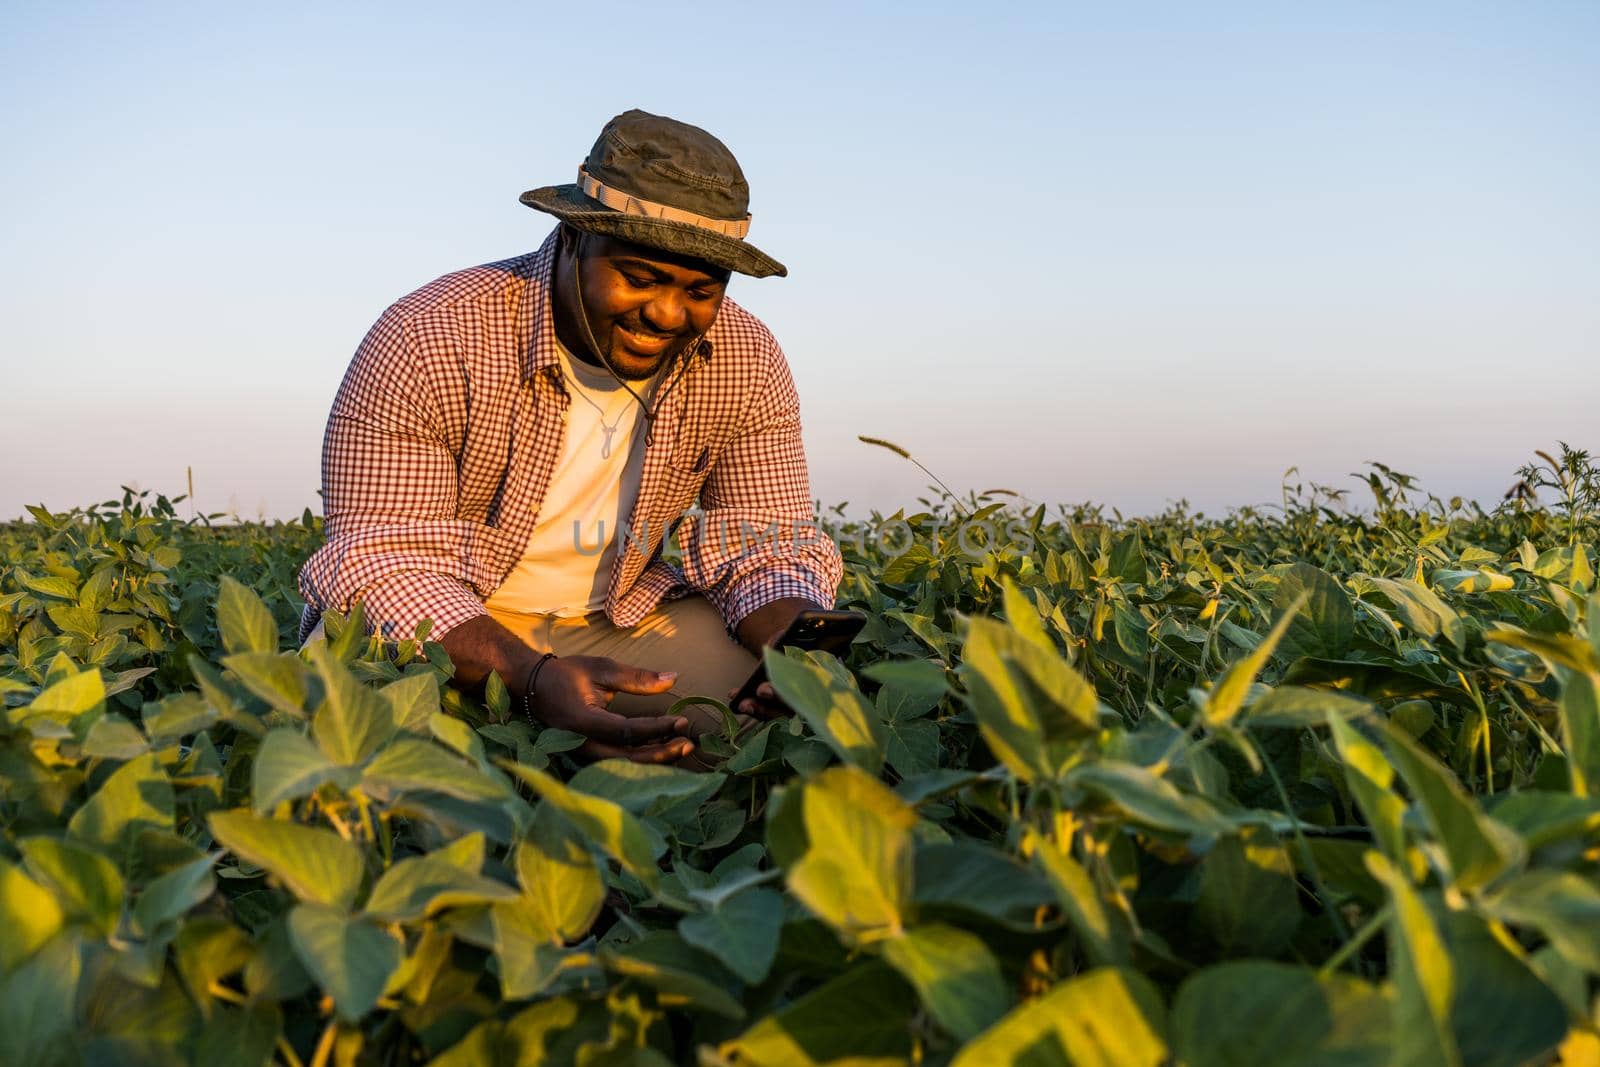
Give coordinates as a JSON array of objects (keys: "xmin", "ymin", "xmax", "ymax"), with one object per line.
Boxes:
[{"xmin": 731, "ymin": 609, "xmax": 868, "ymax": 709}]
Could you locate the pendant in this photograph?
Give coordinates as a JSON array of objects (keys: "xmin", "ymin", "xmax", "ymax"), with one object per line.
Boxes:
[{"xmin": 601, "ymin": 425, "xmax": 616, "ymax": 459}]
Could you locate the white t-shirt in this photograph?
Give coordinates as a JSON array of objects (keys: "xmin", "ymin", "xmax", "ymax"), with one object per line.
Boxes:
[{"xmin": 484, "ymin": 343, "xmax": 662, "ymax": 617}]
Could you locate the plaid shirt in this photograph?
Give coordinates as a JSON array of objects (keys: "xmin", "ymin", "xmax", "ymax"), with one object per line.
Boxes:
[{"xmin": 297, "ymin": 229, "xmax": 841, "ymax": 643}]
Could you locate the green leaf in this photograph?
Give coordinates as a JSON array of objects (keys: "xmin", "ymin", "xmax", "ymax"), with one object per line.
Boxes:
[
  {"xmin": 960, "ymin": 615, "xmax": 1100, "ymax": 782},
  {"xmin": 567, "ymin": 759, "xmax": 723, "ymax": 817},
  {"xmin": 20, "ymin": 836, "xmax": 124, "ymax": 937},
  {"xmin": 286, "ymin": 903, "xmax": 401, "ymax": 1022},
  {"xmin": 483, "ymin": 897, "xmax": 568, "ymax": 999},
  {"xmin": 208, "ymin": 810, "xmax": 365, "ymax": 910},
  {"xmin": 720, "ymin": 962, "xmax": 915, "ymax": 1065},
  {"xmin": 308, "ymin": 644, "xmax": 396, "ymax": 765},
  {"xmin": 498, "ymin": 761, "xmax": 660, "ymax": 889},
  {"xmin": 363, "ymin": 848, "xmax": 518, "ymax": 924},
  {"xmin": 0, "ymin": 858, "xmax": 66, "ymax": 971},
  {"xmin": 785, "ymin": 766, "xmax": 915, "ymax": 944},
  {"xmin": 222, "ymin": 652, "xmax": 310, "ymax": 717},
  {"xmin": 252, "ymin": 728, "xmax": 349, "ymax": 812},
  {"xmin": 18, "ymin": 668, "xmax": 105, "ymax": 723},
  {"xmin": 882, "ymin": 923, "xmax": 1009, "ymax": 1042},
  {"xmin": 1379, "ymin": 723, "xmax": 1523, "ymax": 891},
  {"xmin": 0, "ymin": 935, "xmax": 82, "ymax": 1066},
  {"xmin": 765, "ymin": 647, "xmax": 886, "ymax": 773},
  {"xmin": 193, "ymin": 1000, "xmax": 281, "ymax": 1067},
  {"xmin": 364, "ymin": 738, "xmax": 510, "ymax": 804},
  {"xmin": 862, "ymin": 658, "xmax": 949, "ymax": 720},
  {"xmin": 679, "ymin": 887, "xmax": 784, "ymax": 985},
  {"xmin": 1027, "ymin": 830, "xmax": 1129, "ymax": 964},
  {"xmin": 913, "ymin": 840, "xmax": 1057, "ymax": 934},
  {"xmin": 1273, "ymin": 564, "xmax": 1354, "ymax": 660},
  {"xmin": 1243, "ymin": 686, "xmax": 1373, "ymax": 728},
  {"xmin": 66, "ymin": 751, "xmax": 175, "ymax": 861},
  {"xmin": 1366, "ymin": 852, "xmax": 1459, "ymax": 1067},
  {"xmin": 951, "ymin": 966, "xmax": 1168, "ymax": 1067},
  {"xmin": 1066, "ymin": 761, "xmax": 1230, "ymax": 838},
  {"xmin": 600, "ymin": 931, "xmax": 744, "ymax": 1020},
  {"xmin": 132, "ymin": 855, "xmax": 216, "ymax": 937},
  {"xmin": 1484, "ymin": 869, "xmax": 1600, "ymax": 974},
  {"xmin": 216, "ymin": 575, "xmax": 278, "ymax": 656},
  {"xmin": 1328, "ymin": 714, "xmax": 1407, "ymax": 861},
  {"xmin": 80, "ymin": 715, "xmax": 150, "ymax": 760},
  {"xmin": 1205, "ymin": 592, "xmax": 1306, "ymax": 727},
  {"xmin": 516, "ymin": 815, "xmax": 605, "ymax": 943},
  {"xmin": 381, "ymin": 673, "xmax": 441, "ymax": 733},
  {"xmin": 1171, "ymin": 962, "xmax": 1390, "ymax": 1067},
  {"xmin": 1556, "ymin": 668, "xmax": 1600, "ymax": 797},
  {"xmin": 1195, "ymin": 828, "xmax": 1300, "ymax": 956},
  {"xmin": 883, "ymin": 716, "xmax": 941, "ymax": 777},
  {"xmin": 1440, "ymin": 906, "xmax": 1567, "ymax": 1067},
  {"xmin": 1363, "ymin": 576, "xmax": 1465, "ymax": 652}
]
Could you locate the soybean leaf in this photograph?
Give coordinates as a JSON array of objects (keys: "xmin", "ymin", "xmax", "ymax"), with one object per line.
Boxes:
[
  {"xmin": 20, "ymin": 836, "xmax": 124, "ymax": 937},
  {"xmin": 599, "ymin": 931, "xmax": 744, "ymax": 1020},
  {"xmin": 882, "ymin": 923, "xmax": 1009, "ymax": 1042},
  {"xmin": 0, "ymin": 858, "xmax": 66, "ymax": 971},
  {"xmin": 1366, "ymin": 852, "xmax": 1459, "ymax": 1067},
  {"xmin": 1171, "ymin": 962, "xmax": 1390, "ymax": 1067},
  {"xmin": 1027, "ymin": 829, "xmax": 1130, "ymax": 965},
  {"xmin": 498, "ymin": 761, "xmax": 661, "ymax": 890},
  {"xmin": 785, "ymin": 766, "xmax": 915, "ymax": 944},
  {"xmin": 765, "ymin": 648, "xmax": 885, "ymax": 774},
  {"xmin": 516, "ymin": 814, "xmax": 605, "ymax": 944},
  {"xmin": 216, "ymin": 576, "xmax": 278, "ymax": 656},
  {"xmin": 960, "ymin": 615, "xmax": 1100, "ymax": 782},
  {"xmin": 308, "ymin": 643, "xmax": 396, "ymax": 765},
  {"xmin": 719, "ymin": 962, "xmax": 915, "ymax": 1065},
  {"xmin": 208, "ymin": 810, "xmax": 365, "ymax": 910},
  {"xmin": 363, "ymin": 850, "xmax": 518, "ymax": 924},
  {"xmin": 950, "ymin": 966, "xmax": 1168, "ymax": 1067},
  {"xmin": 287, "ymin": 903, "xmax": 401, "ymax": 1023},
  {"xmin": 1380, "ymin": 722, "xmax": 1524, "ymax": 891},
  {"xmin": 252, "ymin": 728, "xmax": 349, "ymax": 813},
  {"xmin": 1205, "ymin": 593, "xmax": 1307, "ymax": 727},
  {"xmin": 66, "ymin": 751, "xmax": 175, "ymax": 861},
  {"xmin": 679, "ymin": 887, "xmax": 784, "ymax": 985},
  {"xmin": 1273, "ymin": 564, "xmax": 1354, "ymax": 661}
]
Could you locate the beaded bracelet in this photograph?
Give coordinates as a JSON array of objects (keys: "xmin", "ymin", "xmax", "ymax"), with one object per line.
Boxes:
[{"xmin": 517, "ymin": 652, "xmax": 558, "ymax": 728}]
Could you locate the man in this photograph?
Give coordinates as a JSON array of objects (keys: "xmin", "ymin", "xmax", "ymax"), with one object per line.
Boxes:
[{"xmin": 297, "ymin": 110, "xmax": 842, "ymax": 765}]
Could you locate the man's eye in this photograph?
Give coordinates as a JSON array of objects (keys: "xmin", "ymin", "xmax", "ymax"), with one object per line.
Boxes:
[{"xmin": 621, "ymin": 274, "xmax": 653, "ymax": 289}]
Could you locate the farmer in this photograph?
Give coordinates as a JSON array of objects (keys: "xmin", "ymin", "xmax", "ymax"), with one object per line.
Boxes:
[{"xmin": 297, "ymin": 110, "xmax": 842, "ymax": 766}]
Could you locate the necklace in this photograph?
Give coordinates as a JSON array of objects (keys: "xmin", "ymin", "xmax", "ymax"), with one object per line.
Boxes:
[{"xmin": 561, "ymin": 366, "xmax": 630, "ymax": 459}]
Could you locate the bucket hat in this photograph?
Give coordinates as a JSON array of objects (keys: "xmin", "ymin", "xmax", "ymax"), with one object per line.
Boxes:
[{"xmin": 520, "ymin": 109, "xmax": 786, "ymax": 279}]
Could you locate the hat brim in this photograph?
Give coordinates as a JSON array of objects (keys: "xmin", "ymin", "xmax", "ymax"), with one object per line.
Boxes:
[{"xmin": 519, "ymin": 184, "xmax": 787, "ymax": 279}]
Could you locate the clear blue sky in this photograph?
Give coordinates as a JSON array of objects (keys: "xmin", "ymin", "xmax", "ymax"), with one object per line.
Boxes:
[{"xmin": 3, "ymin": 1, "xmax": 1595, "ymax": 520}]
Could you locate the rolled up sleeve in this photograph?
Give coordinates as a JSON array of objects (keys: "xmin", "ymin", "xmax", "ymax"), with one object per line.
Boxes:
[{"xmin": 677, "ymin": 342, "xmax": 843, "ymax": 628}]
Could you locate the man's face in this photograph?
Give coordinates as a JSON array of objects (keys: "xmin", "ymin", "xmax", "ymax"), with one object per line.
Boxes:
[{"xmin": 562, "ymin": 231, "xmax": 729, "ymax": 380}]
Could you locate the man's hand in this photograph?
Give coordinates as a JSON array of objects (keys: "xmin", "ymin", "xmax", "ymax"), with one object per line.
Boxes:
[
  {"xmin": 728, "ymin": 597, "xmax": 824, "ymax": 720},
  {"xmin": 531, "ymin": 655, "xmax": 695, "ymax": 764}
]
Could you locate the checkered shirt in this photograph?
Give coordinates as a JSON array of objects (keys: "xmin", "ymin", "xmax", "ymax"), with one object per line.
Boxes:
[{"xmin": 297, "ymin": 228, "xmax": 842, "ymax": 643}]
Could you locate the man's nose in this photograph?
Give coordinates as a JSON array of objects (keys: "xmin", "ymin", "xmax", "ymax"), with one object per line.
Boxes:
[{"xmin": 641, "ymin": 293, "xmax": 688, "ymax": 334}]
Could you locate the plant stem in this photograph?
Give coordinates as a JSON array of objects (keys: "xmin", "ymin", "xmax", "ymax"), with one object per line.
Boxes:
[{"xmin": 1318, "ymin": 904, "xmax": 1390, "ymax": 978}]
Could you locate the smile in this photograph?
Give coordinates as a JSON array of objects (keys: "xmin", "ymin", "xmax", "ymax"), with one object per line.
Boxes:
[{"xmin": 617, "ymin": 325, "xmax": 675, "ymax": 355}]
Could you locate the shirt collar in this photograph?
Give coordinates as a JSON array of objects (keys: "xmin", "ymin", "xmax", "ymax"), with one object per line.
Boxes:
[{"xmin": 522, "ymin": 228, "xmax": 716, "ymax": 384}]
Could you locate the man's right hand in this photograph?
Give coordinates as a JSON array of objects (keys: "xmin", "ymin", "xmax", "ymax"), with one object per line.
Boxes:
[{"xmin": 530, "ymin": 654, "xmax": 694, "ymax": 764}]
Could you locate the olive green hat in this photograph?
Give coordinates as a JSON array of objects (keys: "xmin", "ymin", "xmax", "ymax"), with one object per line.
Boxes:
[{"xmin": 520, "ymin": 109, "xmax": 786, "ymax": 279}]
